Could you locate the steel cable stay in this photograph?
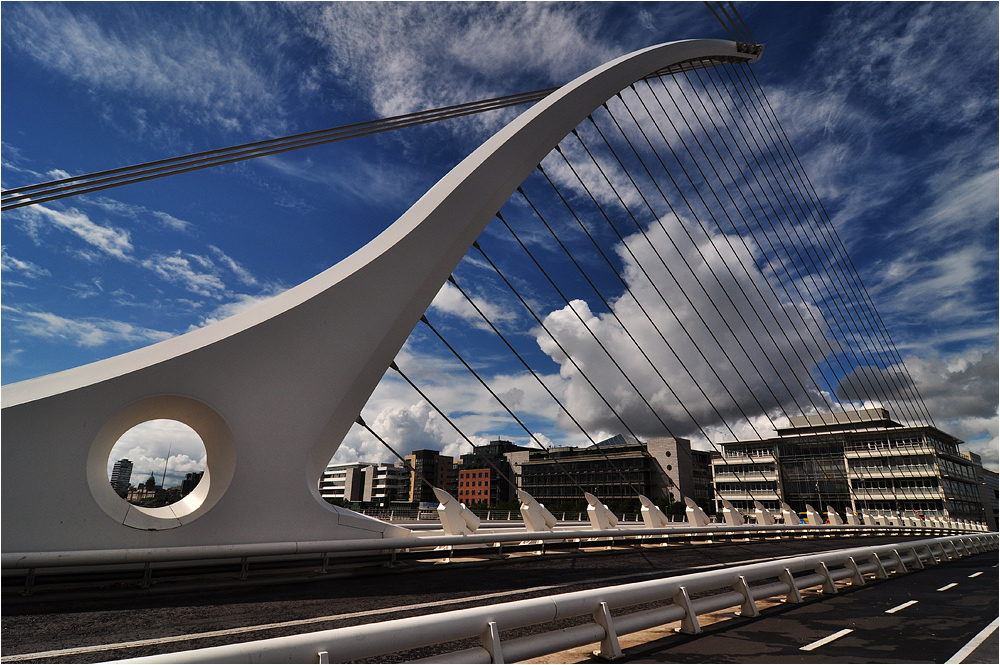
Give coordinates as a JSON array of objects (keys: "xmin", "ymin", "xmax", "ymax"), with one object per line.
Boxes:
[
  {"xmin": 0, "ymin": 88, "xmax": 558, "ymax": 211},
  {"xmin": 470, "ymin": 239, "xmax": 649, "ymax": 498},
  {"xmin": 671, "ymin": 62, "xmax": 917, "ymax": 426},
  {"xmin": 639, "ymin": 70, "xmax": 911, "ymax": 515},
  {"xmin": 726, "ymin": 63, "xmax": 925, "ymax": 422},
  {"xmin": 353, "ymin": 416, "xmax": 438, "ymax": 495},
  {"xmin": 645, "ymin": 69, "xmax": 906, "ymax": 454},
  {"xmin": 695, "ymin": 64, "xmax": 931, "ymax": 518},
  {"xmin": 695, "ymin": 65, "xmax": 931, "ymax": 436},
  {"xmin": 681, "ymin": 62, "xmax": 888, "ymax": 426},
  {"xmin": 417, "ymin": 314, "xmax": 594, "ymax": 498},
  {"xmin": 701, "ymin": 2, "xmax": 742, "ymax": 43},
  {"xmin": 742, "ymin": 66, "xmax": 936, "ymax": 427},
  {"xmin": 729, "ymin": 63, "xmax": 934, "ymax": 425},
  {"xmin": 569, "ymin": 104, "xmax": 772, "ymax": 443},
  {"xmin": 494, "ymin": 202, "xmax": 719, "ymax": 504},
  {"xmin": 512, "ymin": 174, "xmax": 766, "ymax": 499},
  {"xmin": 568, "ymin": 104, "xmax": 824, "ymax": 508},
  {"xmin": 588, "ymin": 93, "xmax": 789, "ymax": 440},
  {"xmin": 0, "ymin": 60, "xmax": 737, "ymax": 212},
  {"xmin": 724, "ymin": 1, "xmax": 757, "ymax": 44},
  {"xmin": 568, "ymin": 68, "xmax": 916, "ymax": 512},
  {"xmin": 539, "ymin": 130, "xmax": 787, "ymax": 502},
  {"xmin": 582, "ymin": 92, "xmax": 819, "ymax": 430},
  {"xmin": 444, "ymin": 272, "xmax": 666, "ymax": 501},
  {"xmin": 638, "ymin": 73, "xmax": 843, "ymax": 425},
  {"xmin": 572, "ymin": 96, "xmax": 824, "ymax": 510},
  {"xmin": 386, "ymin": 361, "xmax": 520, "ymax": 493},
  {"xmin": 712, "ymin": 69, "xmax": 928, "ymax": 429},
  {"xmin": 517, "ymin": 173, "xmax": 778, "ymax": 511}
]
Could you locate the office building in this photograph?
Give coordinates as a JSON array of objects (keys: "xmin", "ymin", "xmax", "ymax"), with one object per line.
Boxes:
[
  {"xmin": 517, "ymin": 435, "xmax": 711, "ymax": 506},
  {"xmin": 455, "ymin": 439, "xmax": 533, "ymax": 505},
  {"xmin": 405, "ymin": 449, "xmax": 454, "ymax": 504},
  {"xmin": 110, "ymin": 458, "xmax": 133, "ymax": 498},
  {"xmin": 319, "ymin": 461, "xmax": 410, "ymax": 506},
  {"xmin": 712, "ymin": 408, "xmax": 985, "ymax": 521}
]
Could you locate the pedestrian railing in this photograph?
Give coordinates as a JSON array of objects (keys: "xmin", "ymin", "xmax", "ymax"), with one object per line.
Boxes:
[{"xmin": 112, "ymin": 533, "xmax": 997, "ymax": 664}]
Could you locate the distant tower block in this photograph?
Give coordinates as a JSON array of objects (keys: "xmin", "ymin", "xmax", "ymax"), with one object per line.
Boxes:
[
  {"xmin": 110, "ymin": 458, "xmax": 133, "ymax": 497},
  {"xmin": 1, "ymin": 39, "xmax": 760, "ymax": 554}
]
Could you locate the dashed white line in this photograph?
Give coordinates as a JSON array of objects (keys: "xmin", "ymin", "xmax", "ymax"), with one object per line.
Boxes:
[
  {"xmin": 800, "ymin": 628, "xmax": 854, "ymax": 652},
  {"xmin": 885, "ymin": 600, "xmax": 918, "ymax": 614},
  {"xmin": 937, "ymin": 582, "xmax": 958, "ymax": 591},
  {"xmin": 967, "ymin": 572, "xmax": 983, "ymax": 578},
  {"xmin": 946, "ymin": 617, "xmax": 1000, "ymax": 664}
]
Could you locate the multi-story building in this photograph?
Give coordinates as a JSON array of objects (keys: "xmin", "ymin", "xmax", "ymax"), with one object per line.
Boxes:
[
  {"xmin": 319, "ymin": 462, "xmax": 368, "ymax": 502},
  {"xmin": 963, "ymin": 451, "xmax": 999, "ymax": 531},
  {"xmin": 455, "ymin": 439, "xmax": 533, "ymax": 505},
  {"xmin": 110, "ymin": 458, "xmax": 133, "ymax": 498},
  {"xmin": 518, "ymin": 435, "xmax": 711, "ymax": 506},
  {"xmin": 405, "ymin": 449, "xmax": 454, "ymax": 504},
  {"xmin": 319, "ymin": 461, "xmax": 410, "ymax": 506},
  {"xmin": 711, "ymin": 408, "xmax": 985, "ymax": 521}
]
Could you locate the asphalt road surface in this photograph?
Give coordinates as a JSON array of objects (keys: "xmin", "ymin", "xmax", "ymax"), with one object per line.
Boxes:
[
  {"xmin": 601, "ymin": 551, "xmax": 999, "ymax": 664},
  {"xmin": 2, "ymin": 535, "xmax": 995, "ymax": 663}
]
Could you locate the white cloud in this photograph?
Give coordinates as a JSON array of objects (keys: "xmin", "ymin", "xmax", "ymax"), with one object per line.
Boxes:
[
  {"xmin": 209, "ymin": 246, "xmax": 258, "ymax": 287},
  {"xmin": 835, "ymin": 345, "xmax": 998, "ymax": 470},
  {"xmin": 190, "ymin": 288, "xmax": 287, "ymax": 329},
  {"xmin": 1, "ymin": 305, "xmax": 172, "ymax": 348},
  {"xmin": 1, "ymin": 247, "xmax": 50, "ymax": 279},
  {"xmin": 21, "ymin": 204, "xmax": 133, "ymax": 260},
  {"xmin": 1, "ymin": 3, "xmax": 290, "ymax": 135},
  {"xmin": 299, "ymin": 2, "xmax": 617, "ymax": 131},
  {"xmin": 90, "ymin": 198, "xmax": 196, "ymax": 234},
  {"xmin": 107, "ymin": 418, "xmax": 207, "ymax": 488},
  {"xmin": 532, "ymin": 213, "xmax": 833, "ymax": 443},
  {"xmin": 141, "ymin": 251, "xmax": 227, "ymax": 297},
  {"xmin": 429, "ymin": 280, "xmax": 518, "ymax": 330}
]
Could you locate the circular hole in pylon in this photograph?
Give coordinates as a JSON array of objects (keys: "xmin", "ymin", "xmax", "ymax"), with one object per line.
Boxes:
[{"xmin": 107, "ymin": 419, "xmax": 207, "ymax": 509}]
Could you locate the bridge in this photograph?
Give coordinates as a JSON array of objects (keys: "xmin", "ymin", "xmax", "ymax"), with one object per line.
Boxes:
[{"xmin": 2, "ymin": 4, "xmax": 997, "ymax": 663}]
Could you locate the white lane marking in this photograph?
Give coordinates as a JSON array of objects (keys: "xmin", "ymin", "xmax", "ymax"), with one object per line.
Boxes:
[
  {"xmin": 2, "ymin": 553, "xmax": 791, "ymax": 662},
  {"xmin": 946, "ymin": 617, "xmax": 1000, "ymax": 664},
  {"xmin": 800, "ymin": 628, "xmax": 854, "ymax": 652},
  {"xmin": 967, "ymin": 572, "xmax": 982, "ymax": 578},
  {"xmin": 885, "ymin": 600, "xmax": 918, "ymax": 614},
  {"xmin": 937, "ymin": 582, "xmax": 958, "ymax": 591}
]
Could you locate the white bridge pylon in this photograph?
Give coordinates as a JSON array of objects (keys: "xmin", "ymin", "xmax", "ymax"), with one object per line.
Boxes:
[{"xmin": 1, "ymin": 40, "xmax": 760, "ymax": 554}]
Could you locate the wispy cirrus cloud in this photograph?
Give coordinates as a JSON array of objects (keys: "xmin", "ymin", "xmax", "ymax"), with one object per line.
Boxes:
[
  {"xmin": 1, "ymin": 247, "xmax": 50, "ymax": 280},
  {"xmin": 19, "ymin": 204, "xmax": 133, "ymax": 260},
  {"xmin": 1, "ymin": 304, "xmax": 172, "ymax": 348},
  {"xmin": 1, "ymin": 3, "xmax": 292, "ymax": 136},
  {"xmin": 89, "ymin": 198, "xmax": 196, "ymax": 234},
  {"xmin": 298, "ymin": 2, "xmax": 619, "ymax": 132}
]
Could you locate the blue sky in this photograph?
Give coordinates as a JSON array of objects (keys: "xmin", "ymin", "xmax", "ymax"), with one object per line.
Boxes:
[{"xmin": 2, "ymin": 2, "xmax": 997, "ymax": 478}]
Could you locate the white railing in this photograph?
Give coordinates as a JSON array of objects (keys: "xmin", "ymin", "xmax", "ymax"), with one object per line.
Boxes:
[
  {"xmin": 110, "ymin": 533, "xmax": 997, "ymax": 664},
  {"xmin": 3, "ymin": 522, "xmax": 967, "ymax": 572}
]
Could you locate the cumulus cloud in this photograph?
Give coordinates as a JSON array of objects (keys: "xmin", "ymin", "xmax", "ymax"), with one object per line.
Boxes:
[
  {"xmin": 107, "ymin": 418, "xmax": 207, "ymax": 489},
  {"xmin": 835, "ymin": 346, "xmax": 999, "ymax": 469},
  {"xmin": 533, "ymin": 214, "xmax": 830, "ymax": 443}
]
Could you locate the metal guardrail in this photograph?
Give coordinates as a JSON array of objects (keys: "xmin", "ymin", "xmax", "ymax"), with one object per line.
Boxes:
[
  {"xmin": 111, "ymin": 533, "xmax": 998, "ymax": 664},
  {"xmin": 3, "ymin": 522, "xmax": 976, "ymax": 571}
]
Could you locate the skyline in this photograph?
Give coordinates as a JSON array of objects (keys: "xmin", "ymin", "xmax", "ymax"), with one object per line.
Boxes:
[{"xmin": 2, "ymin": 2, "xmax": 997, "ymax": 473}]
